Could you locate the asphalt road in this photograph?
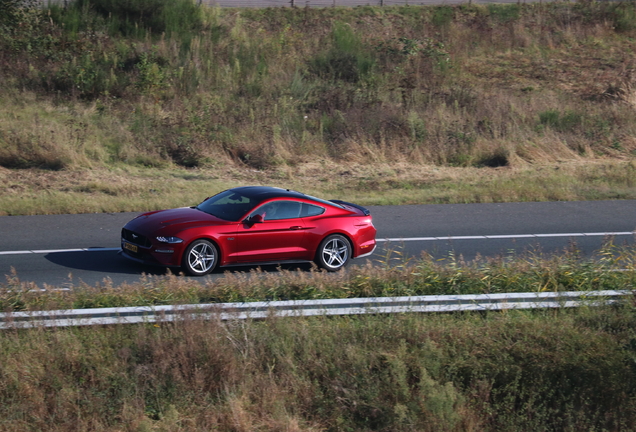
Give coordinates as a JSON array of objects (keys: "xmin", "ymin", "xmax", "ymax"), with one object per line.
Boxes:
[{"xmin": 1, "ymin": 200, "xmax": 634, "ymax": 288}]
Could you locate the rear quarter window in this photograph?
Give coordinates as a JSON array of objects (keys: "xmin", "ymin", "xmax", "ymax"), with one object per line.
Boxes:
[{"xmin": 301, "ymin": 203, "xmax": 325, "ymax": 217}]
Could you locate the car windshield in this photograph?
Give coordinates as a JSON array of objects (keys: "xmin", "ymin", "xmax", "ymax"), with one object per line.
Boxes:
[{"xmin": 195, "ymin": 190, "xmax": 260, "ymax": 221}]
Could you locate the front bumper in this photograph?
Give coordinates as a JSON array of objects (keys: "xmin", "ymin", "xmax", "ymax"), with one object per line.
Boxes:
[{"xmin": 121, "ymin": 239, "xmax": 181, "ymax": 267}]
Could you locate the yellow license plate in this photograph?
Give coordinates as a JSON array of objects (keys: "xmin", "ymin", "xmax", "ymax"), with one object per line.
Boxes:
[{"xmin": 123, "ymin": 242, "xmax": 138, "ymax": 253}]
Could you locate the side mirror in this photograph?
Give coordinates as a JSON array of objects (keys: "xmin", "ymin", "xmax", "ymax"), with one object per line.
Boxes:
[{"xmin": 245, "ymin": 214, "xmax": 263, "ymax": 225}]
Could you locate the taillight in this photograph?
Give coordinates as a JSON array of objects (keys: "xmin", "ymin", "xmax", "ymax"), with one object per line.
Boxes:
[{"xmin": 354, "ymin": 218, "xmax": 373, "ymax": 227}]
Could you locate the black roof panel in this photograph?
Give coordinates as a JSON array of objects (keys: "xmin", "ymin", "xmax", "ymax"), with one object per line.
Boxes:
[{"xmin": 228, "ymin": 186, "xmax": 342, "ymax": 208}]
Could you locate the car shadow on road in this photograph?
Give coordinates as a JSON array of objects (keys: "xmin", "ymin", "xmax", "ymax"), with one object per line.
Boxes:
[
  {"xmin": 43, "ymin": 249, "xmax": 318, "ymax": 278},
  {"xmin": 44, "ymin": 249, "xmax": 167, "ymax": 276}
]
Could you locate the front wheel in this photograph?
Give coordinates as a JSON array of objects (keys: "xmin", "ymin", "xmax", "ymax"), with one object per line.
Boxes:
[
  {"xmin": 315, "ymin": 234, "xmax": 351, "ymax": 271},
  {"xmin": 182, "ymin": 239, "xmax": 218, "ymax": 276}
]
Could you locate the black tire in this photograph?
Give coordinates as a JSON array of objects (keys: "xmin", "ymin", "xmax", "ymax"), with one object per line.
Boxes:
[
  {"xmin": 315, "ymin": 234, "xmax": 351, "ymax": 271},
  {"xmin": 182, "ymin": 239, "xmax": 218, "ymax": 276}
]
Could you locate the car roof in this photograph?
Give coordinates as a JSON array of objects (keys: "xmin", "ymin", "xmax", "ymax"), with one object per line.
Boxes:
[{"xmin": 229, "ymin": 186, "xmax": 342, "ymax": 208}]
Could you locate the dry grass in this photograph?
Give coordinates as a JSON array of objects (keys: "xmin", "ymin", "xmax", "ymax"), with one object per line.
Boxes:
[
  {"xmin": 1, "ymin": 3, "xmax": 636, "ymax": 216},
  {"xmin": 1, "ymin": 159, "xmax": 635, "ymax": 215},
  {"xmin": 0, "ymin": 306, "xmax": 634, "ymax": 431}
]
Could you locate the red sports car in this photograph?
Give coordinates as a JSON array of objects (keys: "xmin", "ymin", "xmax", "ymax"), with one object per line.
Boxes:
[{"xmin": 121, "ymin": 186, "xmax": 377, "ymax": 275}]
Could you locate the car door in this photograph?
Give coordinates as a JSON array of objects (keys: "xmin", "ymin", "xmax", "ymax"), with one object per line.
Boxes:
[{"xmin": 234, "ymin": 200, "xmax": 309, "ymax": 263}]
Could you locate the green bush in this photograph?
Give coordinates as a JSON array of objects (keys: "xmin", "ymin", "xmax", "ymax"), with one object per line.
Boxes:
[
  {"xmin": 538, "ymin": 109, "xmax": 583, "ymax": 133},
  {"xmin": 65, "ymin": 0, "xmax": 204, "ymax": 38},
  {"xmin": 310, "ymin": 22, "xmax": 375, "ymax": 83},
  {"xmin": 487, "ymin": 3, "xmax": 520, "ymax": 24},
  {"xmin": 432, "ymin": 5, "xmax": 454, "ymax": 28},
  {"xmin": 611, "ymin": 2, "xmax": 636, "ymax": 33},
  {"xmin": 0, "ymin": 0, "xmax": 45, "ymax": 54},
  {"xmin": 0, "ymin": 0, "xmax": 23, "ymax": 28}
]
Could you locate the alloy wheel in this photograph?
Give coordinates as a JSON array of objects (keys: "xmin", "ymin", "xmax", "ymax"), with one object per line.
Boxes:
[
  {"xmin": 318, "ymin": 235, "xmax": 350, "ymax": 271},
  {"xmin": 184, "ymin": 240, "xmax": 217, "ymax": 275}
]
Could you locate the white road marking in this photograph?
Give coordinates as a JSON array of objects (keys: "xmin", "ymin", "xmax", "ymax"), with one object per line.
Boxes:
[
  {"xmin": 377, "ymin": 231, "xmax": 635, "ymax": 242},
  {"xmin": 0, "ymin": 231, "xmax": 633, "ymax": 256},
  {"xmin": 0, "ymin": 247, "xmax": 121, "ymax": 256}
]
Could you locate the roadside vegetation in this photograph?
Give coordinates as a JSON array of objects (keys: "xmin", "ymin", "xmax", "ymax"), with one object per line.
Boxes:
[
  {"xmin": 2, "ymin": 240, "xmax": 634, "ymax": 311},
  {"xmin": 0, "ymin": 305, "xmax": 635, "ymax": 430},
  {"xmin": 1, "ymin": 0, "xmax": 636, "ymax": 215},
  {"xmin": 2, "ymin": 2, "xmax": 636, "ymax": 430}
]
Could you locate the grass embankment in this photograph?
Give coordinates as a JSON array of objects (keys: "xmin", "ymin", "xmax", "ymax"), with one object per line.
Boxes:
[
  {"xmin": 0, "ymin": 307, "xmax": 635, "ymax": 430},
  {"xmin": 1, "ymin": 1, "xmax": 636, "ymax": 215}
]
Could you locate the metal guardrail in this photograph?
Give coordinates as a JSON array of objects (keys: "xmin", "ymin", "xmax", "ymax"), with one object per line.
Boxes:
[{"xmin": 0, "ymin": 290, "xmax": 631, "ymax": 328}]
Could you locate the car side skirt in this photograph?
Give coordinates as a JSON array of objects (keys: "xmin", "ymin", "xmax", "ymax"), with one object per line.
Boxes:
[{"xmin": 220, "ymin": 259, "xmax": 314, "ymax": 268}]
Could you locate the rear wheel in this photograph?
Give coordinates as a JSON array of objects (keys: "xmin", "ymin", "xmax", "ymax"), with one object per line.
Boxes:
[
  {"xmin": 315, "ymin": 234, "xmax": 351, "ymax": 271},
  {"xmin": 182, "ymin": 239, "xmax": 218, "ymax": 276}
]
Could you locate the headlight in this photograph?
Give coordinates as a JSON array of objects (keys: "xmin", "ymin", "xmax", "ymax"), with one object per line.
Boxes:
[{"xmin": 156, "ymin": 236, "xmax": 183, "ymax": 244}]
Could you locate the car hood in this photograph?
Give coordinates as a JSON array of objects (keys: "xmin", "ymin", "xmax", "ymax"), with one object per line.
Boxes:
[{"xmin": 125, "ymin": 207, "xmax": 229, "ymax": 234}]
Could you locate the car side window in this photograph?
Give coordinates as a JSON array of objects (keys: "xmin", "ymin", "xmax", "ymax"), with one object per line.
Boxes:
[
  {"xmin": 301, "ymin": 203, "xmax": 325, "ymax": 217},
  {"xmin": 251, "ymin": 201, "xmax": 302, "ymax": 221}
]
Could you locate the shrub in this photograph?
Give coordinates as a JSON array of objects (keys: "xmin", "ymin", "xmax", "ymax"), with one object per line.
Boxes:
[
  {"xmin": 309, "ymin": 22, "xmax": 375, "ymax": 84},
  {"xmin": 611, "ymin": 2, "xmax": 636, "ymax": 33},
  {"xmin": 538, "ymin": 110, "xmax": 583, "ymax": 133},
  {"xmin": 66, "ymin": 0, "xmax": 204, "ymax": 38}
]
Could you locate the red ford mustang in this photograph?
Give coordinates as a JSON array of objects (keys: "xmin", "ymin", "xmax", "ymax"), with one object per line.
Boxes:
[{"xmin": 121, "ymin": 186, "xmax": 377, "ymax": 275}]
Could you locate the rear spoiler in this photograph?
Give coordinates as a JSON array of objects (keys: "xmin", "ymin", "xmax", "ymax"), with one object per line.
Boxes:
[{"xmin": 329, "ymin": 200, "xmax": 371, "ymax": 216}]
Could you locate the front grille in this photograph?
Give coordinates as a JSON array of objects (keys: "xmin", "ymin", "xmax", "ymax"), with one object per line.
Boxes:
[{"xmin": 121, "ymin": 228, "xmax": 152, "ymax": 248}]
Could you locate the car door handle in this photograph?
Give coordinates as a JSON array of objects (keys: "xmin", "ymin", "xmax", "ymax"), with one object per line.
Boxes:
[{"xmin": 289, "ymin": 226, "xmax": 303, "ymax": 230}]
